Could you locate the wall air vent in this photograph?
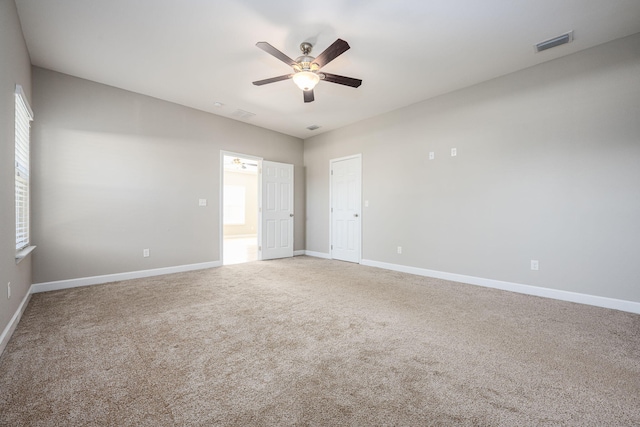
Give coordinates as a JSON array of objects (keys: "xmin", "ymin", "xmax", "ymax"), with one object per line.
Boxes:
[
  {"xmin": 306, "ymin": 125, "xmax": 321, "ymax": 131},
  {"xmin": 535, "ymin": 31, "xmax": 574, "ymax": 53}
]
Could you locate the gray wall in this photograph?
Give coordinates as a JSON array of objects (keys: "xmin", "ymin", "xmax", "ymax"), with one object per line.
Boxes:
[
  {"xmin": 0, "ymin": 0, "xmax": 32, "ymax": 348},
  {"xmin": 31, "ymin": 68, "xmax": 304, "ymax": 284},
  {"xmin": 304, "ymin": 33, "xmax": 640, "ymax": 303}
]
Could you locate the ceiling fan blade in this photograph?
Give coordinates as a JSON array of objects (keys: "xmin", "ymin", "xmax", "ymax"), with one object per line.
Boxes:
[
  {"xmin": 256, "ymin": 41, "xmax": 297, "ymax": 66},
  {"xmin": 303, "ymin": 90, "xmax": 315, "ymax": 103},
  {"xmin": 312, "ymin": 39, "xmax": 350, "ymax": 69},
  {"xmin": 320, "ymin": 72, "xmax": 362, "ymax": 88},
  {"xmin": 252, "ymin": 74, "xmax": 293, "ymax": 86}
]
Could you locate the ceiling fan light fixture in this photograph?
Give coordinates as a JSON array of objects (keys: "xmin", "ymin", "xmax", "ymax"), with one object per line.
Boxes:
[
  {"xmin": 292, "ymin": 71, "xmax": 320, "ymax": 91},
  {"xmin": 253, "ymin": 39, "xmax": 360, "ymax": 102}
]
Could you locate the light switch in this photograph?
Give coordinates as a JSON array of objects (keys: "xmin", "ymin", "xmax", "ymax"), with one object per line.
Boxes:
[{"xmin": 429, "ymin": 152, "xmax": 435, "ymax": 160}]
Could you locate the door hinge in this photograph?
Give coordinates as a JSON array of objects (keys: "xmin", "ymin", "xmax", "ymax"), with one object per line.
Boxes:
[
  {"xmin": 331, "ymin": 170, "xmax": 333, "ymax": 175},
  {"xmin": 331, "ymin": 245, "xmax": 333, "ymax": 250},
  {"xmin": 258, "ymin": 246, "xmax": 262, "ymax": 251},
  {"xmin": 331, "ymin": 207, "xmax": 333, "ymax": 212}
]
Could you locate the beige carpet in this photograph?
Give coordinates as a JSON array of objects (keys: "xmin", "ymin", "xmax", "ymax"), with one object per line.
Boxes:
[{"xmin": 1, "ymin": 256, "xmax": 639, "ymax": 426}]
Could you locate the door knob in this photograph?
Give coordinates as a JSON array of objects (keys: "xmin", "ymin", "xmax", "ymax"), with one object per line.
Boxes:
[
  {"xmin": 354, "ymin": 214, "xmax": 359, "ymax": 217},
  {"xmin": 290, "ymin": 213, "xmax": 294, "ymax": 217}
]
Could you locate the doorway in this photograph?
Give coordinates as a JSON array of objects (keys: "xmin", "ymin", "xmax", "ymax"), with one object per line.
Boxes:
[{"xmin": 222, "ymin": 154, "xmax": 259, "ymax": 265}]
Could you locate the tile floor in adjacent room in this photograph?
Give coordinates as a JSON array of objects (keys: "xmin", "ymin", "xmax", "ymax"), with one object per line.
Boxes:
[{"xmin": 223, "ymin": 235, "xmax": 258, "ymax": 265}]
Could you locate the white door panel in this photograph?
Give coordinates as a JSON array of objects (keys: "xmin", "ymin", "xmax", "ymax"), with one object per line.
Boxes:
[
  {"xmin": 331, "ymin": 156, "xmax": 361, "ymax": 263},
  {"xmin": 261, "ymin": 161, "xmax": 294, "ymax": 260}
]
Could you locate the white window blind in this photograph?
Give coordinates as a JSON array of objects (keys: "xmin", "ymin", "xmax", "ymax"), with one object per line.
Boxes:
[{"xmin": 15, "ymin": 85, "xmax": 33, "ymax": 252}]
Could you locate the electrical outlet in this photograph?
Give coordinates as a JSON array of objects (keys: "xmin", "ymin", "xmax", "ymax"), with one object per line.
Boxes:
[
  {"xmin": 143, "ymin": 249, "xmax": 150, "ymax": 258},
  {"xmin": 397, "ymin": 246, "xmax": 402, "ymax": 254},
  {"xmin": 198, "ymin": 199, "xmax": 207, "ymax": 207},
  {"xmin": 531, "ymin": 260, "xmax": 539, "ymax": 271},
  {"xmin": 7, "ymin": 282, "xmax": 10, "ymax": 299},
  {"xmin": 451, "ymin": 148, "xmax": 457, "ymax": 157}
]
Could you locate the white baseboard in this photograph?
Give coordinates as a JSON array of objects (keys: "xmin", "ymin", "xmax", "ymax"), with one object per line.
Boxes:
[
  {"xmin": 360, "ymin": 259, "xmax": 640, "ymax": 314},
  {"xmin": 304, "ymin": 250, "xmax": 331, "ymax": 259},
  {"xmin": 0, "ymin": 290, "xmax": 31, "ymax": 356},
  {"xmin": 31, "ymin": 261, "xmax": 222, "ymax": 294}
]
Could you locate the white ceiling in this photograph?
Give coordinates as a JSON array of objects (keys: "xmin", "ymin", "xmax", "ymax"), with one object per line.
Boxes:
[{"xmin": 15, "ymin": 0, "xmax": 640, "ymax": 139}]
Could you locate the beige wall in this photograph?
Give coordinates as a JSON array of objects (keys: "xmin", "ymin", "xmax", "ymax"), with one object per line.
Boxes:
[
  {"xmin": 223, "ymin": 170, "xmax": 258, "ymax": 237},
  {"xmin": 0, "ymin": 0, "xmax": 33, "ymax": 351},
  {"xmin": 31, "ymin": 67, "xmax": 304, "ymax": 283},
  {"xmin": 304, "ymin": 33, "xmax": 640, "ymax": 303}
]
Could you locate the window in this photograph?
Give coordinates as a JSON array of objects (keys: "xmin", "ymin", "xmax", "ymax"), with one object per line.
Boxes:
[
  {"xmin": 15, "ymin": 85, "xmax": 33, "ymax": 253},
  {"xmin": 224, "ymin": 185, "xmax": 246, "ymax": 225}
]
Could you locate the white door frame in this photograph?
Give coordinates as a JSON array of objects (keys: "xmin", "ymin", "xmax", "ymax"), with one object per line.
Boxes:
[
  {"xmin": 329, "ymin": 154, "xmax": 362, "ymax": 263},
  {"xmin": 220, "ymin": 150, "xmax": 263, "ymax": 263}
]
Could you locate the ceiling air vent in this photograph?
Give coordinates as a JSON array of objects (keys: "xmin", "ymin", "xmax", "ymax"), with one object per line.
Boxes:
[
  {"xmin": 231, "ymin": 109, "xmax": 256, "ymax": 120},
  {"xmin": 535, "ymin": 31, "xmax": 573, "ymax": 53},
  {"xmin": 306, "ymin": 125, "xmax": 321, "ymax": 131}
]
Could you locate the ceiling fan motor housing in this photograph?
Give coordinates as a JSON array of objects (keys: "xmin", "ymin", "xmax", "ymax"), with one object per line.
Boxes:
[
  {"xmin": 294, "ymin": 55, "xmax": 319, "ymax": 72},
  {"xmin": 295, "ymin": 43, "xmax": 320, "ymax": 72}
]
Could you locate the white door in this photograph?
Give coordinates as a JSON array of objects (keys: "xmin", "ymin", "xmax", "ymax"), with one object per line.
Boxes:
[
  {"xmin": 331, "ymin": 155, "xmax": 361, "ymax": 263},
  {"xmin": 261, "ymin": 160, "xmax": 294, "ymax": 260}
]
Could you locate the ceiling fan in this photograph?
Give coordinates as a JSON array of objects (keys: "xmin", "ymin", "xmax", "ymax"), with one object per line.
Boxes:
[{"xmin": 252, "ymin": 39, "xmax": 362, "ymax": 103}]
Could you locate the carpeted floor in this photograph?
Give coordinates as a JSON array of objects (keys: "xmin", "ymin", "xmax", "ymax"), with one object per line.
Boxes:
[{"xmin": 1, "ymin": 256, "xmax": 639, "ymax": 426}]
